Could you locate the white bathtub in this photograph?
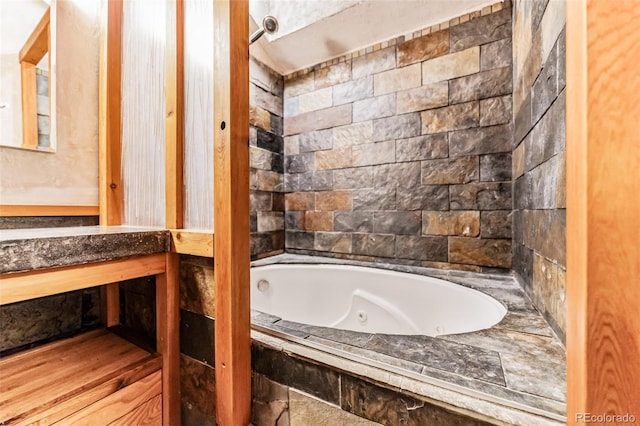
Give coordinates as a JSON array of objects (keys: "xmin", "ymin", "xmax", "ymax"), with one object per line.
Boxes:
[{"xmin": 250, "ymin": 264, "xmax": 507, "ymax": 336}]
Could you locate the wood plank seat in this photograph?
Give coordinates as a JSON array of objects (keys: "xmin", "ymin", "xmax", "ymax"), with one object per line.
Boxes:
[{"xmin": 0, "ymin": 329, "xmax": 162, "ymax": 425}]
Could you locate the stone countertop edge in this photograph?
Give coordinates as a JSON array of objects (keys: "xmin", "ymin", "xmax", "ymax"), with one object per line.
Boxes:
[
  {"xmin": 251, "ymin": 329, "xmax": 564, "ymax": 426},
  {"xmin": 0, "ymin": 226, "xmax": 170, "ymax": 274}
]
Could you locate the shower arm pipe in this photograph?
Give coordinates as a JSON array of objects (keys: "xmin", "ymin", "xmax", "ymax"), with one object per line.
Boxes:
[{"xmin": 249, "ymin": 28, "xmax": 265, "ymax": 45}]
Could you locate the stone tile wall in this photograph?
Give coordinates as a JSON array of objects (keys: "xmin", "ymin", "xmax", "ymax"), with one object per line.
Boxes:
[
  {"xmin": 282, "ymin": 6, "xmax": 514, "ymax": 272},
  {"xmin": 511, "ymin": 0, "xmax": 566, "ymax": 341},
  {"xmin": 249, "ymin": 58, "xmax": 286, "ymax": 259}
]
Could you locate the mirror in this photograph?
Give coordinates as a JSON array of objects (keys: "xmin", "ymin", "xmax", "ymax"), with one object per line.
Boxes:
[
  {"xmin": 0, "ymin": 0, "xmax": 51, "ymax": 151},
  {"xmin": 0, "ymin": 0, "xmax": 101, "ymax": 208}
]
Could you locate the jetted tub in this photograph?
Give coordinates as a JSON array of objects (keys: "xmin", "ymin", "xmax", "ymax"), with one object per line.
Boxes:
[{"xmin": 251, "ymin": 264, "xmax": 507, "ymax": 336}]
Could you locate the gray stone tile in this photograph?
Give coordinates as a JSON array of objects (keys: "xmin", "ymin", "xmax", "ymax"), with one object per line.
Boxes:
[
  {"xmin": 276, "ymin": 320, "xmax": 373, "ymax": 347},
  {"xmin": 480, "ymin": 38, "xmax": 512, "ymax": 71},
  {"xmin": 396, "ymin": 82, "xmax": 448, "ymax": 114},
  {"xmin": 307, "ymin": 336, "xmax": 422, "ymax": 373},
  {"xmin": 341, "ymin": 374, "xmax": 494, "ymax": 426},
  {"xmin": 299, "ymin": 129, "xmax": 333, "ymax": 152},
  {"xmin": 450, "ymin": 8, "xmax": 511, "ymax": 53},
  {"xmin": 352, "ymin": 233, "xmax": 396, "ymax": 257},
  {"xmin": 353, "ymin": 141, "xmax": 396, "ymax": 166},
  {"xmin": 352, "ymin": 187, "xmax": 396, "ymax": 210},
  {"xmin": 373, "ymin": 162, "xmax": 421, "ymax": 189},
  {"xmin": 352, "ymin": 46, "xmax": 396, "ymax": 79},
  {"xmin": 449, "ymin": 67, "xmax": 512, "ymax": 104},
  {"xmin": 480, "ymin": 153, "xmax": 512, "ymax": 181},
  {"xmin": 395, "ymin": 235, "xmax": 448, "ymax": 261},
  {"xmin": 314, "ymin": 232, "xmax": 352, "ymax": 254},
  {"xmin": 450, "ymin": 182, "xmax": 512, "ymax": 210},
  {"xmin": 333, "ymin": 167, "xmax": 375, "ymax": 190},
  {"xmin": 372, "ymin": 112, "xmax": 421, "ymax": 142},
  {"xmin": 353, "ymin": 94, "xmax": 396, "ymax": 122},
  {"xmin": 364, "ymin": 334, "xmax": 506, "ymax": 385},
  {"xmin": 334, "ymin": 212, "xmax": 374, "ymax": 233},
  {"xmin": 479, "ymin": 95, "xmax": 512, "ymax": 127},
  {"xmin": 315, "ymin": 62, "xmax": 351, "ymax": 89},
  {"xmin": 395, "ymin": 134, "xmax": 448, "ymax": 162},
  {"xmin": 449, "ymin": 124, "xmax": 512, "ymax": 156},
  {"xmin": 421, "ymin": 157, "xmax": 479, "ymax": 185},
  {"xmin": 480, "ymin": 211, "xmax": 512, "ymax": 239},
  {"xmin": 285, "ymin": 231, "xmax": 315, "ymax": 250},
  {"xmin": 396, "ymin": 185, "xmax": 449, "ymax": 211},
  {"xmin": 333, "ymin": 76, "xmax": 374, "ymax": 106},
  {"xmin": 252, "ymin": 344, "xmax": 341, "ymax": 404},
  {"xmin": 284, "ymin": 153, "xmax": 314, "ymax": 174},
  {"xmin": 493, "ymin": 311, "xmax": 555, "ymax": 337},
  {"xmin": 299, "ymin": 170, "xmax": 334, "ymax": 192},
  {"xmin": 180, "ymin": 309, "xmax": 214, "ymax": 366},
  {"xmin": 531, "ymin": 48, "xmax": 558, "ymax": 124},
  {"xmin": 373, "ymin": 211, "xmax": 421, "ymax": 235}
]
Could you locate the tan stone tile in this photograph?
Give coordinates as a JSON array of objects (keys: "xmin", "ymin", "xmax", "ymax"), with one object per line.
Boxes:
[
  {"xmin": 315, "ymin": 147, "xmax": 353, "ymax": 170},
  {"xmin": 422, "ymin": 211, "xmax": 480, "ymax": 237},
  {"xmin": 315, "ymin": 190, "xmax": 352, "ymax": 211},
  {"xmin": 512, "ymin": 140, "xmax": 526, "ymax": 179},
  {"xmin": 373, "ymin": 63, "xmax": 421, "ymax": 96},
  {"xmin": 298, "ymin": 87, "xmax": 333, "ymax": 114},
  {"xmin": 250, "ymin": 105, "xmax": 272, "ymax": 131},
  {"xmin": 396, "ymin": 82, "xmax": 448, "ymax": 114},
  {"xmin": 284, "ymin": 104, "xmax": 352, "ymax": 136},
  {"xmin": 289, "ymin": 390, "xmax": 377, "ymax": 426},
  {"xmin": 449, "ymin": 237, "xmax": 512, "ymax": 268},
  {"xmin": 285, "ymin": 192, "xmax": 315, "ymax": 211},
  {"xmin": 304, "ymin": 211, "xmax": 333, "ymax": 231},
  {"xmin": 420, "ymin": 101, "xmax": 479, "ymax": 134},
  {"xmin": 422, "ymin": 46, "xmax": 480, "ymax": 85},
  {"xmin": 397, "ymin": 29, "xmax": 449, "ymax": 67},
  {"xmin": 315, "ymin": 62, "xmax": 351, "ymax": 89}
]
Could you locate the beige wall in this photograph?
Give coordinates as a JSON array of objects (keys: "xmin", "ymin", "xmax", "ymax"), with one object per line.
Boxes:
[{"xmin": 0, "ymin": 0, "xmax": 100, "ymax": 206}]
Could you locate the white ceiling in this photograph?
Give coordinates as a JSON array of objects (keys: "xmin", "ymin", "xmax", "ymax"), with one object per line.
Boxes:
[{"xmin": 249, "ymin": 0, "xmax": 500, "ymax": 75}]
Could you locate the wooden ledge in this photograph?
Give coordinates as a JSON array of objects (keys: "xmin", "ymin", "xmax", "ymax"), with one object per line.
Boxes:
[{"xmin": 169, "ymin": 229, "xmax": 214, "ymax": 257}]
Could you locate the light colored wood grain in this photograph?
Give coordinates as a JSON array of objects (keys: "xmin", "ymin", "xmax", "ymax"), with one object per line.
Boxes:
[
  {"xmin": 566, "ymin": 0, "xmax": 640, "ymax": 422},
  {"xmin": 0, "ymin": 254, "xmax": 165, "ymax": 306},
  {"xmin": 156, "ymin": 253, "xmax": 180, "ymax": 425},
  {"xmin": 165, "ymin": 0, "xmax": 184, "ymax": 229},
  {"xmin": 0, "ymin": 205, "xmax": 99, "ymax": 216},
  {"xmin": 99, "ymin": 0, "xmax": 123, "ymax": 226},
  {"xmin": 213, "ymin": 0, "xmax": 252, "ymax": 424},
  {"xmin": 53, "ymin": 370, "xmax": 162, "ymax": 426},
  {"xmin": 101, "ymin": 283, "xmax": 120, "ymax": 326},
  {"xmin": 169, "ymin": 229, "xmax": 214, "ymax": 257},
  {"xmin": 108, "ymin": 393, "xmax": 163, "ymax": 426},
  {"xmin": 0, "ymin": 330, "xmax": 160, "ymax": 425},
  {"xmin": 20, "ymin": 62, "xmax": 38, "ymax": 149},
  {"xmin": 18, "ymin": 8, "xmax": 50, "ymax": 64},
  {"xmin": 13, "ymin": 356, "xmax": 161, "ymax": 426}
]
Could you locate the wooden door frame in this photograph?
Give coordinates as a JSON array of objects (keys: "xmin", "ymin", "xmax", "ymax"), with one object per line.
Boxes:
[{"xmin": 566, "ymin": 0, "xmax": 640, "ymax": 422}]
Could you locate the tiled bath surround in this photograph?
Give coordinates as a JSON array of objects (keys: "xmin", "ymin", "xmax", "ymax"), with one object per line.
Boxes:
[
  {"xmin": 282, "ymin": 5, "xmax": 514, "ymax": 271},
  {"xmin": 511, "ymin": 0, "xmax": 566, "ymax": 341},
  {"xmin": 250, "ymin": 58, "xmax": 286, "ymax": 258}
]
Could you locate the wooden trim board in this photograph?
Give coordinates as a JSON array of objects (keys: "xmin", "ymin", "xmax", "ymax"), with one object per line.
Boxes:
[
  {"xmin": 0, "ymin": 205, "xmax": 99, "ymax": 217},
  {"xmin": 19, "ymin": 8, "xmax": 50, "ymax": 64},
  {"xmin": 169, "ymin": 230, "xmax": 214, "ymax": 257},
  {"xmin": 0, "ymin": 254, "xmax": 165, "ymax": 306},
  {"xmin": 165, "ymin": 0, "xmax": 185, "ymax": 229},
  {"xmin": 566, "ymin": 0, "xmax": 640, "ymax": 421},
  {"xmin": 213, "ymin": 0, "xmax": 252, "ymax": 424},
  {"xmin": 99, "ymin": 0, "xmax": 123, "ymax": 226}
]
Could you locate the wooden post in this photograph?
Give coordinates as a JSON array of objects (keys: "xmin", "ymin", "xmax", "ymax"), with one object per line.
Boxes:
[
  {"xmin": 156, "ymin": 253, "xmax": 180, "ymax": 426},
  {"xmin": 213, "ymin": 0, "xmax": 251, "ymax": 424},
  {"xmin": 98, "ymin": 0, "xmax": 123, "ymax": 327},
  {"xmin": 165, "ymin": 0, "xmax": 184, "ymax": 230},
  {"xmin": 566, "ymin": 0, "xmax": 640, "ymax": 422}
]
